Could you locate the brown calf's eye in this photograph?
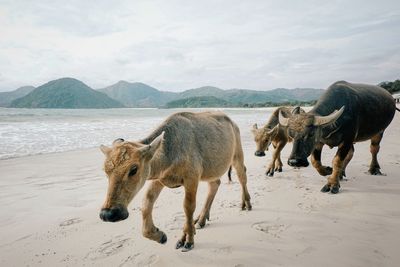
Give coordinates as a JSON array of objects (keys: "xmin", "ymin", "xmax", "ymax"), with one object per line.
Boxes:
[{"xmin": 128, "ymin": 165, "xmax": 138, "ymax": 176}]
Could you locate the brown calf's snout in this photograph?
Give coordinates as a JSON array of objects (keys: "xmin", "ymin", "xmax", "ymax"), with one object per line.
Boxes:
[
  {"xmin": 100, "ymin": 206, "xmax": 129, "ymax": 222},
  {"xmin": 254, "ymin": 151, "xmax": 266, "ymax": 157},
  {"xmin": 288, "ymin": 158, "xmax": 309, "ymax": 168}
]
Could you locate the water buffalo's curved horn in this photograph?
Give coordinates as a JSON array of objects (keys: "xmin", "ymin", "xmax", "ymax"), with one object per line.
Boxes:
[
  {"xmin": 279, "ymin": 111, "xmax": 289, "ymax": 127},
  {"xmin": 314, "ymin": 106, "xmax": 345, "ymax": 126},
  {"xmin": 292, "ymin": 106, "xmax": 301, "ymax": 114}
]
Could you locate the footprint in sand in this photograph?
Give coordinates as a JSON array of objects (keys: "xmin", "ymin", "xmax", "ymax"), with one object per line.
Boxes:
[
  {"xmin": 59, "ymin": 218, "xmax": 82, "ymax": 227},
  {"xmin": 165, "ymin": 212, "xmax": 185, "ymax": 230},
  {"xmin": 212, "ymin": 246, "xmax": 232, "ymax": 254},
  {"xmin": 85, "ymin": 238, "xmax": 130, "ymax": 260},
  {"xmin": 251, "ymin": 221, "xmax": 289, "ymax": 238},
  {"xmin": 136, "ymin": 254, "xmax": 159, "ymax": 266}
]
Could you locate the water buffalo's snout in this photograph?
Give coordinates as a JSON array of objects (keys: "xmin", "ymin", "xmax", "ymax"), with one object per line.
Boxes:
[
  {"xmin": 288, "ymin": 158, "xmax": 309, "ymax": 168},
  {"xmin": 99, "ymin": 206, "xmax": 129, "ymax": 222},
  {"xmin": 254, "ymin": 151, "xmax": 266, "ymax": 157}
]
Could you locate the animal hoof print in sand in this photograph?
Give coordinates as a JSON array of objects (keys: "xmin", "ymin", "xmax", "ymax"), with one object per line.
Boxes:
[
  {"xmin": 321, "ymin": 184, "xmax": 331, "ymax": 193},
  {"xmin": 181, "ymin": 242, "xmax": 194, "ymax": 252},
  {"xmin": 159, "ymin": 232, "xmax": 167, "ymax": 244}
]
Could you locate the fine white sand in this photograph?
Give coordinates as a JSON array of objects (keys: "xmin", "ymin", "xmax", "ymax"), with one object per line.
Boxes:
[{"xmin": 1, "ymin": 109, "xmax": 400, "ymax": 266}]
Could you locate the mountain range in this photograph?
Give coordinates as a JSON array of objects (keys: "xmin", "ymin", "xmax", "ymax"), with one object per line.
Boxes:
[{"xmin": 1, "ymin": 77, "xmax": 325, "ymax": 108}]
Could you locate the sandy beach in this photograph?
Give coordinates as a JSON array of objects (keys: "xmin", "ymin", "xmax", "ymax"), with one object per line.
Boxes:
[{"xmin": 1, "ymin": 109, "xmax": 400, "ymax": 267}]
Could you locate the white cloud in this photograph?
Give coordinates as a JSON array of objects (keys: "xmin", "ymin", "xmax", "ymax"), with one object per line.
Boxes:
[{"xmin": 0, "ymin": 0, "xmax": 399, "ymax": 91}]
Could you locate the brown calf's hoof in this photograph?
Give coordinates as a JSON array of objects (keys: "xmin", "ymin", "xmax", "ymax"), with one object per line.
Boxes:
[
  {"xmin": 242, "ymin": 200, "xmax": 252, "ymax": 211},
  {"xmin": 176, "ymin": 240, "xmax": 184, "ymax": 249},
  {"xmin": 276, "ymin": 167, "xmax": 283, "ymax": 172},
  {"xmin": 321, "ymin": 184, "xmax": 331, "ymax": 193},
  {"xmin": 181, "ymin": 242, "xmax": 194, "ymax": 252},
  {"xmin": 266, "ymin": 169, "xmax": 274, "ymax": 177},
  {"xmin": 159, "ymin": 232, "xmax": 167, "ymax": 244},
  {"xmin": 368, "ymin": 168, "xmax": 385, "ymax": 176},
  {"xmin": 330, "ymin": 185, "xmax": 340, "ymax": 194}
]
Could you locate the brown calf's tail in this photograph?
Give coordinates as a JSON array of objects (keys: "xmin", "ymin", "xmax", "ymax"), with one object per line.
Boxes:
[{"xmin": 228, "ymin": 166, "xmax": 232, "ymax": 182}]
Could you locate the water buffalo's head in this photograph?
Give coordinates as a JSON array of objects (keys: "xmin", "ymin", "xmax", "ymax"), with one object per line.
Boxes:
[
  {"xmin": 279, "ymin": 107, "xmax": 344, "ymax": 168},
  {"xmin": 99, "ymin": 132, "xmax": 164, "ymax": 222},
  {"xmin": 251, "ymin": 124, "xmax": 279, "ymax": 157}
]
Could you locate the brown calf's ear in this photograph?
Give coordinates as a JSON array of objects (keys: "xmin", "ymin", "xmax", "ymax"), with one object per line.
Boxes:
[
  {"xmin": 100, "ymin": 145, "xmax": 111, "ymax": 155},
  {"xmin": 139, "ymin": 131, "xmax": 165, "ymax": 159},
  {"xmin": 251, "ymin": 124, "xmax": 258, "ymax": 135},
  {"xmin": 268, "ymin": 124, "xmax": 279, "ymax": 136}
]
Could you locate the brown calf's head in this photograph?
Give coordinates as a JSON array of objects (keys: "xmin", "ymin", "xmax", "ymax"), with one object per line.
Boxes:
[
  {"xmin": 279, "ymin": 107, "xmax": 344, "ymax": 168},
  {"xmin": 99, "ymin": 132, "xmax": 164, "ymax": 222},
  {"xmin": 251, "ymin": 124, "xmax": 279, "ymax": 157}
]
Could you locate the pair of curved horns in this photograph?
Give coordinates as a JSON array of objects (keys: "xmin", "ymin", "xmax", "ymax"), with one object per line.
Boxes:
[{"xmin": 279, "ymin": 106, "xmax": 345, "ymax": 127}]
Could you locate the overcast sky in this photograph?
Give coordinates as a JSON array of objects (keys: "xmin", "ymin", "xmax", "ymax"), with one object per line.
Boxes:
[{"xmin": 0, "ymin": 0, "xmax": 399, "ymax": 92}]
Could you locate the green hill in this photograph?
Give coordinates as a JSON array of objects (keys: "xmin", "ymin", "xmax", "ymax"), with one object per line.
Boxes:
[
  {"xmin": 165, "ymin": 96, "xmax": 229, "ymax": 108},
  {"xmin": 98, "ymin": 81, "xmax": 177, "ymax": 107},
  {"xmin": 0, "ymin": 86, "xmax": 35, "ymax": 107},
  {"xmin": 10, "ymin": 78, "xmax": 124, "ymax": 109}
]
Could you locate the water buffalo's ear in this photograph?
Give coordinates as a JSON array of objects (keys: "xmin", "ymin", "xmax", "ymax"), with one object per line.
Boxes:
[
  {"xmin": 314, "ymin": 106, "xmax": 345, "ymax": 126},
  {"xmin": 279, "ymin": 111, "xmax": 289, "ymax": 127},
  {"xmin": 292, "ymin": 106, "xmax": 301, "ymax": 114},
  {"xmin": 139, "ymin": 131, "xmax": 164, "ymax": 159},
  {"xmin": 100, "ymin": 145, "xmax": 111, "ymax": 156}
]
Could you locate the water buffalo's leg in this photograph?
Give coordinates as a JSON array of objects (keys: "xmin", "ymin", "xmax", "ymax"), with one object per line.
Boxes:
[
  {"xmin": 194, "ymin": 179, "xmax": 221, "ymax": 229},
  {"xmin": 176, "ymin": 179, "xmax": 198, "ymax": 252},
  {"xmin": 369, "ymin": 132, "xmax": 384, "ymax": 175},
  {"xmin": 321, "ymin": 142, "xmax": 352, "ymax": 194},
  {"xmin": 141, "ymin": 180, "xmax": 166, "ymax": 244},
  {"xmin": 311, "ymin": 143, "xmax": 333, "ymax": 176},
  {"xmin": 266, "ymin": 140, "xmax": 286, "ymax": 176},
  {"xmin": 340, "ymin": 144, "xmax": 354, "ymax": 179}
]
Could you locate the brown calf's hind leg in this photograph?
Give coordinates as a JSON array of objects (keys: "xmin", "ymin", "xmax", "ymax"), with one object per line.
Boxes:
[
  {"xmin": 233, "ymin": 158, "xmax": 252, "ymax": 211},
  {"xmin": 311, "ymin": 143, "xmax": 333, "ymax": 176},
  {"xmin": 176, "ymin": 178, "xmax": 198, "ymax": 252},
  {"xmin": 270, "ymin": 140, "xmax": 286, "ymax": 175},
  {"xmin": 194, "ymin": 179, "xmax": 221, "ymax": 229},
  {"xmin": 141, "ymin": 181, "xmax": 166, "ymax": 244},
  {"xmin": 321, "ymin": 142, "xmax": 352, "ymax": 194},
  {"xmin": 369, "ymin": 133, "xmax": 384, "ymax": 175}
]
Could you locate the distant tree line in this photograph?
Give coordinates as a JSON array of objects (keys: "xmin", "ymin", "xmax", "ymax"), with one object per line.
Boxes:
[
  {"xmin": 379, "ymin": 79, "xmax": 400, "ymax": 94},
  {"xmin": 241, "ymin": 100, "xmax": 317, "ymax": 108}
]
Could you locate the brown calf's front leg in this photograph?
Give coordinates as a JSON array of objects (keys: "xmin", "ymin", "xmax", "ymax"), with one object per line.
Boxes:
[
  {"xmin": 340, "ymin": 144, "xmax": 354, "ymax": 180},
  {"xmin": 311, "ymin": 143, "xmax": 333, "ymax": 176},
  {"xmin": 321, "ymin": 142, "xmax": 352, "ymax": 194},
  {"xmin": 369, "ymin": 133, "xmax": 384, "ymax": 175},
  {"xmin": 194, "ymin": 179, "xmax": 221, "ymax": 229},
  {"xmin": 266, "ymin": 140, "xmax": 286, "ymax": 176},
  {"xmin": 176, "ymin": 179, "xmax": 198, "ymax": 252},
  {"xmin": 141, "ymin": 180, "xmax": 166, "ymax": 244}
]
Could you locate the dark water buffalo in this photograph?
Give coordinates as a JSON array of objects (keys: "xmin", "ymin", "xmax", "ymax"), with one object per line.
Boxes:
[
  {"xmin": 251, "ymin": 107, "xmax": 305, "ymax": 177},
  {"xmin": 279, "ymin": 81, "xmax": 397, "ymax": 194},
  {"xmin": 99, "ymin": 111, "xmax": 251, "ymax": 251}
]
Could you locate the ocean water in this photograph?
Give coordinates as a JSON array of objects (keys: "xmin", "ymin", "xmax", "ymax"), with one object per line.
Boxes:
[{"xmin": 0, "ymin": 108, "xmax": 273, "ymax": 160}]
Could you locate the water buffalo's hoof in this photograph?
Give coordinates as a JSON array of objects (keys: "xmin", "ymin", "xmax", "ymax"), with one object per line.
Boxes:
[
  {"xmin": 195, "ymin": 220, "xmax": 206, "ymax": 229},
  {"xmin": 159, "ymin": 232, "xmax": 167, "ymax": 244},
  {"xmin": 267, "ymin": 172, "xmax": 274, "ymax": 177},
  {"xmin": 368, "ymin": 168, "xmax": 384, "ymax": 175},
  {"xmin": 181, "ymin": 242, "xmax": 194, "ymax": 252},
  {"xmin": 330, "ymin": 185, "xmax": 340, "ymax": 194},
  {"xmin": 321, "ymin": 184, "xmax": 331, "ymax": 193},
  {"xmin": 176, "ymin": 240, "xmax": 184, "ymax": 249}
]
